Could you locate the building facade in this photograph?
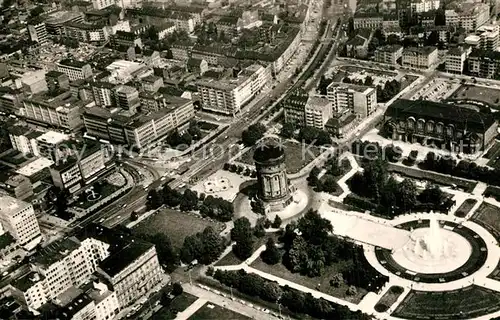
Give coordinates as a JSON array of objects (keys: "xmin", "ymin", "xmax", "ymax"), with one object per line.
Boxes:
[
  {"xmin": 445, "ymin": 46, "xmax": 469, "ymax": 74},
  {"xmin": 374, "ymin": 45, "xmax": 404, "ymax": 64},
  {"xmin": 56, "ymin": 59, "xmax": 93, "ymax": 81},
  {"xmin": 383, "ymin": 99, "xmax": 498, "ymax": 153},
  {"xmin": 326, "ymin": 82, "xmax": 377, "ymax": 118},
  {"xmin": 0, "ymin": 195, "xmax": 41, "ymax": 247},
  {"xmin": 402, "ymin": 46, "xmax": 438, "ymax": 69}
]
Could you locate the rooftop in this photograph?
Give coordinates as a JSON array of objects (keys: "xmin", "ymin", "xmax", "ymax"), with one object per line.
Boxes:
[
  {"xmin": 58, "ymin": 59, "xmax": 90, "ymax": 69},
  {"xmin": 46, "ymin": 11, "xmax": 82, "ymax": 25},
  {"xmin": 33, "ymin": 237, "xmax": 81, "ymax": 267},
  {"xmin": 404, "ymin": 46, "xmax": 437, "ymax": 55},
  {"xmin": 376, "ymin": 44, "xmax": 403, "ymax": 53},
  {"xmin": 36, "ymin": 131, "xmax": 69, "ymax": 145},
  {"xmin": 99, "ymin": 240, "xmax": 154, "ymax": 277},
  {"xmin": 11, "ymin": 271, "xmax": 44, "ymax": 291},
  {"xmin": 327, "ymin": 82, "xmax": 375, "ymax": 94},
  {"xmin": 16, "ymin": 157, "xmax": 54, "ymax": 177},
  {"xmin": 386, "ymin": 99, "xmax": 496, "ymax": 132},
  {"xmin": 0, "ymin": 194, "xmax": 31, "ymax": 217}
]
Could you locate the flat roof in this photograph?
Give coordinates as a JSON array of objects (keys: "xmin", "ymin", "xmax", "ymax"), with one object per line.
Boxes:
[
  {"xmin": 16, "ymin": 157, "xmax": 54, "ymax": 177},
  {"xmin": 99, "ymin": 240, "xmax": 154, "ymax": 277},
  {"xmin": 33, "ymin": 237, "xmax": 80, "ymax": 267},
  {"xmin": 46, "ymin": 11, "xmax": 82, "ymax": 25},
  {"xmin": 11, "ymin": 271, "xmax": 44, "ymax": 291},
  {"xmin": 0, "ymin": 194, "xmax": 30, "ymax": 217},
  {"xmin": 36, "ymin": 131, "xmax": 69, "ymax": 145}
]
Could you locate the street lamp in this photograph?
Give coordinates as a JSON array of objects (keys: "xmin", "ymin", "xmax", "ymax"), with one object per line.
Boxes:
[{"xmin": 276, "ymin": 298, "xmax": 282, "ymax": 319}]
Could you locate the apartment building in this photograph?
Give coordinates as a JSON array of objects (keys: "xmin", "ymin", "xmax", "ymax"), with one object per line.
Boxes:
[
  {"xmin": 97, "ymin": 241, "xmax": 163, "ymax": 307},
  {"xmin": 468, "ymin": 49, "xmax": 500, "ymax": 79},
  {"xmin": 114, "ymin": 85, "xmax": 140, "ymax": 112},
  {"xmin": 410, "ymin": 0, "xmax": 439, "ymax": 13},
  {"xmin": 49, "ymin": 139, "xmax": 108, "ymax": 193},
  {"xmin": 0, "ymin": 195, "xmax": 41, "ymax": 248},
  {"xmin": 283, "ymin": 89, "xmax": 308, "ymax": 127},
  {"xmin": 270, "ymin": 26, "xmax": 301, "ymax": 76},
  {"xmin": 63, "ymin": 21, "xmax": 110, "ymax": 45},
  {"xmin": 83, "ymin": 95, "xmax": 195, "ymax": 149},
  {"xmin": 27, "ymin": 21, "xmax": 48, "ymax": 45},
  {"xmin": 0, "ymin": 174, "xmax": 33, "ymax": 200},
  {"xmin": 22, "ymin": 91, "xmax": 84, "ymax": 131},
  {"xmin": 92, "ymin": 0, "xmax": 115, "ymax": 10},
  {"xmin": 0, "ymin": 88, "xmax": 23, "ymax": 114},
  {"xmin": 446, "ymin": 46, "xmax": 470, "ymax": 74},
  {"xmin": 8, "ymin": 125, "xmax": 41, "ymax": 156},
  {"xmin": 326, "ymin": 82, "xmax": 378, "ymax": 118},
  {"xmin": 91, "ymin": 82, "xmax": 115, "ymax": 107},
  {"xmin": 304, "ymin": 96, "xmax": 332, "ymax": 129},
  {"xmin": 382, "ymin": 15, "xmax": 401, "ymax": 33},
  {"xmin": 457, "ymin": 2, "xmax": 489, "ymax": 32},
  {"xmin": 45, "ymin": 11, "xmax": 84, "ymax": 35},
  {"xmin": 197, "ymin": 64, "xmax": 271, "ymax": 115},
  {"xmin": 19, "ymin": 70, "xmax": 48, "ymax": 95},
  {"xmin": 445, "ymin": 9, "xmax": 459, "ymax": 27},
  {"xmin": 476, "ymin": 25, "xmax": 500, "ymax": 51},
  {"xmin": 111, "ymin": 31, "xmax": 143, "ymax": 49},
  {"xmin": 56, "ymin": 59, "xmax": 93, "ymax": 81},
  {"xmin": 141, "ymin": 75, "xmax": 164, "ymax": 93},
  {"xmin": 374, "ymin": 45, "xmax": 404, "ymax": 64},
  {"xmin": 45, "ymin": 70, "xmax": 70, "ymax": 92},
  {"xmin": 157, "ymin": 23, "xmax": 176, "ymax": 40},
  {"xmin": 353, "ymin": 13, "xmax": 383, "ymax": 29},
  {"xmin": 402, "ymin": 46, "xmax": 438, "ymax": 69}
]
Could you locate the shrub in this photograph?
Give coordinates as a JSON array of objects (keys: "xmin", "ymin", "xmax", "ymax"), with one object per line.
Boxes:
[
  {"xmin": 172, "ymin": 282, "xmax": 183, "ymax": 296},
  {"xmin": 374, "ymin": 303, "xmax": 389, "ymax": 312}
]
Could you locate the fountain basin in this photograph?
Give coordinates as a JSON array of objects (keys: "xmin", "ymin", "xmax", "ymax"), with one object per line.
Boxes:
[{"xmin": 391, "ymin": 228, "xmax": 472, "ymax": 274}]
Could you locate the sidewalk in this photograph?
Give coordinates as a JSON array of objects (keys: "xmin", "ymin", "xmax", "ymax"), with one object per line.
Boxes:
[{"xmin": 175, "ymin": 298, "xmax": 207, "ymax": 320}]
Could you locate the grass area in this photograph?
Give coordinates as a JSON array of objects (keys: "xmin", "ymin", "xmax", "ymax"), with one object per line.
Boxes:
[
  {"xmin": 215, "ymin": 234, "xmax": 278, "ymax": 267},
  {"xmin": 392, "ymin": 286, "xmax": 500, "ymax": 319},
  {"xmin": 454, "ymin": 199, "xmax": 477, "ymax": 218},
  {"xmin": 74, "ymin": 181, "xmax": 122, "ymax": 210},
  {"xmin": 236, "ymin": 141, "xmax": 322, "ymax": 174},
  {"xmin": 251, "ymin": 255, "xmax": 367, "ymax": 303},
  {"xmin": 450, "ymin": 85, "xmax": 500, "ymax": 109},
  {"xmin": 318, "ymin": 158, "xmax": 352, "ymax": 196},
  {"xmin": 471, "ymin": 202, "xmax": 500, "ymax": 241},
  {"xmin": 375, "ymin": 286, "xmax": 404, "ymax": 313},
  {"xmin": 152, "ymin": 292, "xmax": 198, "ymax": 320},
  {"xmin": 488, "ymin": 260, "xmax": 500, "ymax": 281},
  {"xmin": 133, "ymin": 209, "xmax": 225, "ymax": 248},
  {"xmin": 197, "ymin": 121, "xmax": 219, "ymax": 131},
  {"xmin": 189, "ymin": 302, "xmax": 251, "ymax": 320}
]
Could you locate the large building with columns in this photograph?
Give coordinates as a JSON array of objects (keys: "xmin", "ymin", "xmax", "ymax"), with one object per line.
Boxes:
[{"xmin": 382, "ymin": 99, "xmax": 497, "ymax": 154}]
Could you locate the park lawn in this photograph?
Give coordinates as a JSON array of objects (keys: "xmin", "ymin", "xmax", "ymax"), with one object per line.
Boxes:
[
  {"xmin": 375, "ymin": 286, "xmax": 404, "ymax": 313},
  {"xmin": 488, "ymin": 261, "xmax": 500, "ymax": 281},
  {"xmin": 392, "ymin": 286, "xmax": 500, "ymax": 319},
  {"xmin": 152, "ymin": 292, "xmax": 198, "ymax": 320},
  {"xmin": 471, "ymin": 202, "xmax": 500, "ymax": 241},
  {"xmin": 236, "ymin": 141, "xmax": 322, "ymax": 174},
  {"xmin": 251, "ymin": 256, "xmax": 367, "ymax": 303},
  {"xmin": 189, "ymin": 302, "xmax": 251, "ymax": 320},
  {"xmin": 132, "ymin": 209, "xmax": 225, "ymax": 248},
  {"xmin": 215, "ymin": 234, "xmax": 278, "ymax": 267},
  {"xmin": 454, "ymin": 199, "xmax": 477, "ymax": 218},
  {"xmin": 451, "ymin": 85, "xmax": 500, "ymax": 109}
]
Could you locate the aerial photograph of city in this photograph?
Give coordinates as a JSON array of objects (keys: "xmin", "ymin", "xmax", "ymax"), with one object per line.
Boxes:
[{"xmin": 3, "ymin": 0, "xmax": 500, "ymax": 318}]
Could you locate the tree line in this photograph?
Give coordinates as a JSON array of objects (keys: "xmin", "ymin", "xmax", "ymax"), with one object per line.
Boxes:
[
  {"xmin": 147, "ymin": 186, "xmax": 234, "ymax": 222},
  {"xmin": 212, "ymin": 269, "xmax": 372, "ymax": 319}
]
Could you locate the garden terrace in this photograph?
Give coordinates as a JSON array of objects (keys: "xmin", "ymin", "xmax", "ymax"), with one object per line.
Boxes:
[
  {"xmin": 454, "ymin": 199, "xmax": 477, "ymax": 218},
  {"xmin": 471, "ymin": 202, "xmax": 500, "ymax": 241},
  {"xmin": 392, "ymin": 286, "xmax": 500, "ymax": 319},
  {"xmin": 374, "ymin": 286, "xmax": 405, "ymax": 313}
]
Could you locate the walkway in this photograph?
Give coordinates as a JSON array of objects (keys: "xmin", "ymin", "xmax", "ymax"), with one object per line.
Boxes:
[{"xmin": 175, "ymin": 298, "xmax": 207, "ymax": 320}]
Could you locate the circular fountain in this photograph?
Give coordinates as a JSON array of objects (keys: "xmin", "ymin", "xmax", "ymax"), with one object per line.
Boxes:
[{"xmin": 391, "ymin": 216, "xmax": 472, "ymax": 274}]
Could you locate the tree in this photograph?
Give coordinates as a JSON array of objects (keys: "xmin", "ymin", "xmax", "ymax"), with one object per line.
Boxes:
[
  {"xmin": 138, "ymin": 233, "xmax": 179, "ymax": 272},
  {"xmin": 425, "ymin": 31, "xmax": 439, "ymax": 46},
  {"xmin": 261, "ymin": 237, "xmax": 281, "ymax": 265},
  {"xmin": 322, "ymin": 175, "xmax": 337, "ymax": 193},
  {"xmin": 199, "ymin": 226, "xmax": 225, "ymax": 264},
  {"xmin": 272, "ymin": 215, "xmax": 282, "ymax": 228},
  {"xmin": 397, "ymin": 179, "xmax": 417, "ymax": 212},
  {"xmin": 316, "ymin": 130, "xmax": 331, "ymax": 146},
  {"xmin": 318, "ymin": 76, "xmax": 332, "ymax": 95},
  {"xmin": 231, "ymin": 218, "xmax": 254, "ymax": 260},
  {"xmin": 180, "ymin": 189, "xmax": 199, "ymax": 212},
  {"xmin": 280, "ymin": 122, "xmax": 296, "ymax": 139},
  {"xmin": 30, "ymin": 6, "xmax": 44, "ymax": 17},
  {"xmin": 297, "ymin": 210, "xmax": 333, "ymax": 245},
  {"xmin": 254, "ymin": 220, "xmax": 266, "ymax": 238},
  {"xmin": 242, "ymin": 123, "xmax": 266, "ymax": 146},
  {"xmin": 299, "ymin": 126, "xmax": 319, "ymax": 144},
  {"xmin": 261, "ymin": 281, "xmax": 282, "ymax": 302},
  {"xmin": 172, "ymin": 282, "xmax": 183, "ymax": 296},
  {"xmin": 162, "ymin": 186, "xmax": 182, "ymax": 208},
  {"xmin": 180, "ymin": 234, "xmax": 203, "ymax": 264},
  {"xmin": 187, "ymin": 120, "xmax": 202, "ymax": 140},
  {"xmin": 308, "ymin": 166, "xmax": 321, "ymax": 187},
  {"xmin": 146, "ymin": 189, "xmax": 163, "ymax": 210},
  {"xmin": 286, "ymin": 236, "xmax": 309, "ymax": 272},
  {"xmin": 130, "ymin": 211, "xmax": 139, "ymax": 221},
  {"xmin": 135, "ymin": 44, "xmax": 142, "ymax": 55},
  {"xmin": 419, "ymin": 184, "xmax": 445, "ymax": 205}
]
